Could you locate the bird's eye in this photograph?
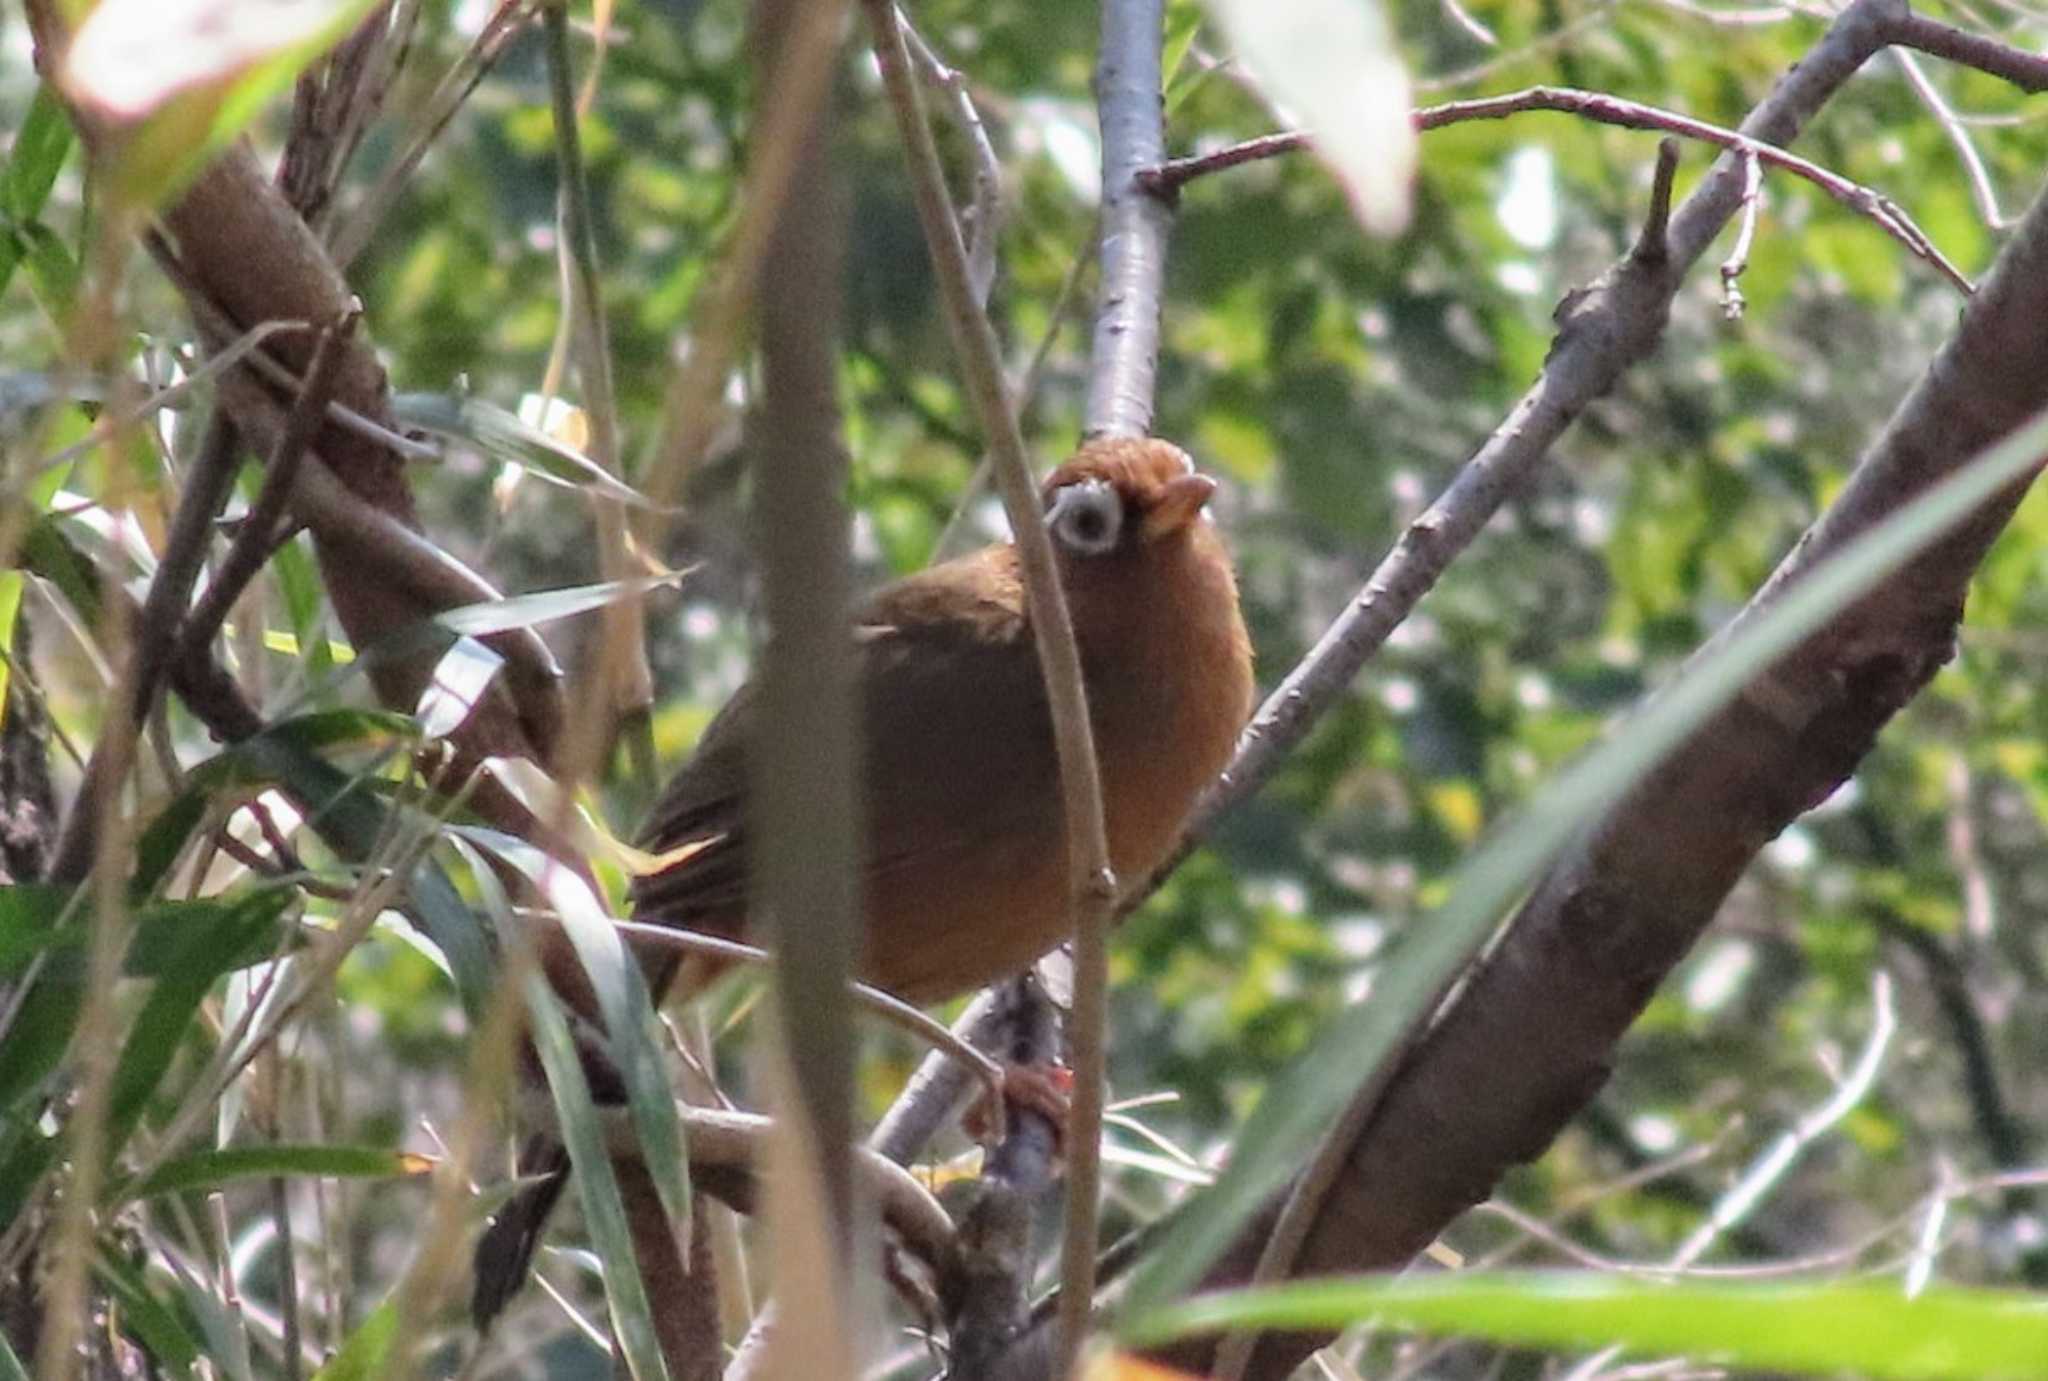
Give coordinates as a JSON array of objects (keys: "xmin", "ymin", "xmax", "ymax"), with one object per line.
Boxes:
[{"xmin": 1047, "ymin": 480, "xmax": 1123, "ymax": 556}]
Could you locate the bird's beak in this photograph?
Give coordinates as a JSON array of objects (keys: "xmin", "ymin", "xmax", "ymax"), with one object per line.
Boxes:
[{"xmin": 1141, "ymin": 473, "xmax": 1217, "ymax": 541}]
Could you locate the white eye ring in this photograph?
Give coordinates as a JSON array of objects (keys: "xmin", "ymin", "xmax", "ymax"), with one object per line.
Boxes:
[{"xmin": 1047, "ymin": 479, "xmax": 1123, "ymax": 556}]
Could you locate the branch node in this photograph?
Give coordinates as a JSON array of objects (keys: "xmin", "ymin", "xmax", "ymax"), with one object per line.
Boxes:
[{"xmin": 1631, "ymin": 137, "xmax": 1682, "ymax": 268}]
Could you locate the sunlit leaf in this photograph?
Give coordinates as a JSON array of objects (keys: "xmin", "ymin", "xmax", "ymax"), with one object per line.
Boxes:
[
  {"xmin": 414, "ymin": 634, "xmax": 504, "ymax": 740},
  {"xmin": 59, "ymin": 0, "xmax": 382, "ymax": 207},
  {"xmin": 1200, "ymin": 0, "xmax": 1414, "ymax": 235},
  {"xmin": 432, "ymin": 573, "xmax": 689, "ymax": 640},
  {"xmin": 391, "ymin": 391, "xmax": 662, "ymax": 508}
]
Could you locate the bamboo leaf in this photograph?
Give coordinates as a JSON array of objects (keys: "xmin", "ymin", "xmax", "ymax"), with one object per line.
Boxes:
[{"xmin": 1131, "ymin": 1273, "xmax": 2048, "ymax": 1380}]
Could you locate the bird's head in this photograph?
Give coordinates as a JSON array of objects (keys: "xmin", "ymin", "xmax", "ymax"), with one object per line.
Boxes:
[{"xmin": 1039, "ymin": 437, "xmax": 1218, "ymax": 561}]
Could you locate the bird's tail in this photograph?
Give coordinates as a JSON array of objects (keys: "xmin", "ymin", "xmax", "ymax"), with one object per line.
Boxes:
[{"xmin": 471, "ymin": 1134, "xmax": 572, "ymax": 1332}]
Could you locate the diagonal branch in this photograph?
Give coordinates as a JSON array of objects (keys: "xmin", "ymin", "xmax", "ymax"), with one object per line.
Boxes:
[
  {"xmin": 1164, "ymin": 70, "xmax": 2048, "ymax": 1381},
  {"xmin": 1138, "ymin": 0, "xmax": 1916, "ymax": 910}
]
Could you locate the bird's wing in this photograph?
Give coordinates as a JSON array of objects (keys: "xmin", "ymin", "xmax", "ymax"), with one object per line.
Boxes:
[
  {"xmin": 628, "ymin": 681, "xmax": 753, "ymax": 929},
  {"xmin": 629, "ymin": 547, "xmax": 1058, "ymax": 927}
]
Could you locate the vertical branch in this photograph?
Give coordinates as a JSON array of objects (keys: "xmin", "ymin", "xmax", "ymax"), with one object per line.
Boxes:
[
  {"xmin": 750, "ymin": 0, "xmax": 861, "ymax": 1341},
  {"xmin": 1084, "ymin": 0, "xmax": 1173, "ymax": 440},
  {"xmin": 863, "ymin": 4, "xmax": 1119, "ymax": 1375}
]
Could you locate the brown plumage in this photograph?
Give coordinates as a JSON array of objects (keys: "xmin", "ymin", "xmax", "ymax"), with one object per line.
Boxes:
[
  {"xmin": 631, "ymin": 434, "xmax": 1253, "ymax": 1005},
  {"xmin": 473, "ymin": 436, "xmax": 1249, "ymax": 1329}
]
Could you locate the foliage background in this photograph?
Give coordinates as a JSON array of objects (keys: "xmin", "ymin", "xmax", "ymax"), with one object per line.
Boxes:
[{"xmin": 5, "ymin": 0, "xmax": 2048, "ymax": 1374}]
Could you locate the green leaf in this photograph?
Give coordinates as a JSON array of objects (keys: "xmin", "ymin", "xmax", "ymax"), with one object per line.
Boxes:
[
  {"xmin": 432, "ymin": 573, "xmax": 690, "ymax": 640},
  {"xmin": 1131, "ymin": 1273, "xmax": 2048, "ymax": 1380},
  {"xmin": 3, "ymin": 87, "xmax": 77, "ymax": 225},
  {"xmin": 17, "ymin": 219, "xmax": 78, "ymax": 320},
  {"xmin": 309, "ymin": 1298, "xmax": 397, "ymax": 1381},
  {"xmin": 0, "ymin": 885, "xmax": 290, "ymax": 982},
  {"xmin": 92, "ymin": 1249, "xmax": 200, "ymax": 1379},
  {"xmin": 0, "ymin": 887, "xmax": 293, "ymax": 1228},
  {"xmin": 114, "ymin": 1143, "xmax": 434, "ymax": 1205},
  {"xmin": 0, "ymin": 887, "xmax": 292, "ymax": 1123},
  {"xmin": 1118, "ymin": 403, "xmax": 2048, "ymax": 1325},
  {"xmin": 390, "ymin": 391, "xmax": 662, "ymax": 508},
  {"xmin": 0, "ymin": 569, "xmax": 25, "ymax": 723},
  {"xmin": 453, "ymin": 825, "xmax": 692, "ymax": 1263},
  {"xmin": 268, "ymin": 533, "xmax": 336, "ymax": 679},
  {"xmin": 520, "ymin": 970, "xmax": 671, "ymax": 1381},
  {"xmin": 0, "ymin": 86, "xmax": 75, "ymax": 302},
  {"xmin": 134, "ymin": 709, "xmax": 499, "ymax": 1017}
]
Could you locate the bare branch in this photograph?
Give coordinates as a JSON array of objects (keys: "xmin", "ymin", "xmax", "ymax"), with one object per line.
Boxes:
[
  {"xmin": 1142, "ymin": 85, "xmax": 1975, "ymax": 296},
  {"xmin": 1720, "ymin": 148, "xmax": 1764, "ymax": 318},
  {"xmin": 173, "ymin": 308, "xmax": 358, "ymax": 673},
  {"xmin": 48, "ymin": 414, "xmax": 245, "ymax": 884},
  {"xmin": 1888, "ymin": 9, "xmax": 2048, "ymax": 91},
  {"xmin": 1084, "ymin": 0, "xmax": 1174, "ymax": 439}
]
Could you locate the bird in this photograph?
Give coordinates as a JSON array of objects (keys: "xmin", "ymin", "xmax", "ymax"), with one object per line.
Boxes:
[{"xmin": 472, "ymin": 435, "xmax": 1252, "ymax": 1326}]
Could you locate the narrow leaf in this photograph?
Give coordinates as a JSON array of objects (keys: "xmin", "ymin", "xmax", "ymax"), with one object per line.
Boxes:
[
  {"xmin": 116, "ymin": 1143, "xmax": 434, "ymax": 1205},
  {"xmin": 391, "ymin": 391, "xmax": 662, "ymax": 508},
  {"xmin": 1131, "ymin": 1273, "xmax": 2048, "ymax": 1381},
  {"xmin": 520, "ymin": 968, "xmax": 672, "ymax": 1381},
  {"xmin": 309, "ymin": 1298, "xmax": 397, "ymax": 1381},
  {"xmin": 454, "ymin": 825, "xmax": 692, "ymax": 1256}
]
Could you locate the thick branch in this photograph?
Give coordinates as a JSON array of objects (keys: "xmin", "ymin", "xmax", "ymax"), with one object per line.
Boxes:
[{"xmin": 1168, "ymin": 88, "xmax": 2048, "ymax": 1381}]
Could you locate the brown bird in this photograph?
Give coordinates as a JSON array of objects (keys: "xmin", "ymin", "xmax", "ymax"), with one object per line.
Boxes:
[
  {"xmin": 634, "ymin": 434, "xmax": 1252, "ymax": 1003},
  {"xmin": 473, "ymin": 435, "xmax": 1251, "ymax": 1324}
]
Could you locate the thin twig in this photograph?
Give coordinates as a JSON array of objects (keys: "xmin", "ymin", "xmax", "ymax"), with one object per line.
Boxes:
[
  {"xmin": 645, "ymin": 0, "xmax": 843, "ymax": 503},
  {"xmin": 1140, "ymin": 86, "xmax": 1976, "ymax": 296},
  {"xmin": 330, "ymin": 0, "xmax": 538, "ymax": 269},
  {"xmin": 142, "ymin": 233, "xmax": 437, "ymax": 462},
  {"xmin": 1412, "ymin": 0, "xmax": 1616, "ymax": 94},
  {"xmin": 865, "ymin": 6, "xmax": 1119, "ymax": 1380},
  {"xmin": 542, "ymin": 0, "xmax": 653, "ymax": 739},
  {"xmin": 1438, "ymin": 0, "xmax": 1500, "ymax": 46},
  {"xmin": 1892, "ymin": 46, "xmax": 2010, "ymax": 229},
  {"xmin": 175, "ymin": 309, "xmax": 358, "ymax": 671},
  {"xmin": 1720, "ymin": 149, "xmax": 1763, "ymax": 318},
  {"xmin": 1903, "ymin": 1156, "xmax": 1956, "ymax": 1298},
  {"xmin": 28, "ymin": 318, "xmax": 308, "ymax": 477},
  {"xmin": 1669, "ymin": 971, "xmax": 1898, "ymax": 1268},
  {"xmin": 899, "ymin": 11, "xmax": 1006, "ymax": 307},
  {"xmin": 49, "ymin": 413, "xmax": 245, "ymax": 882},
  {"xmin": 933, "ymin": 236, "xmax": 1096, "ymax": 561}
]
